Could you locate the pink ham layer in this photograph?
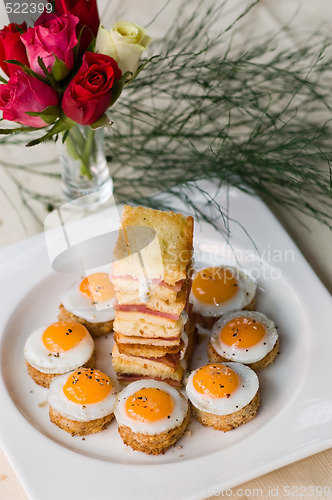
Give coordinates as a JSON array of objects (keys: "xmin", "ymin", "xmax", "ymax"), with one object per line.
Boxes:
[
  {"xmin": 111, "ymin": 275, "xmax": 184, "ymax": 291},
  {"xmin": 114, "ymin": 304, "xmax": 180, "ymax": 321},
  {"xmin": 115, "ymin": 333, "xmax": 181, "ymax": 342}
]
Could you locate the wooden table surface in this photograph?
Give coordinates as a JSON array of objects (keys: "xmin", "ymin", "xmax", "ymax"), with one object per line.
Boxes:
[{"xmin": 1, "ymin": 1, "xmax": 332, "ymax": 499}]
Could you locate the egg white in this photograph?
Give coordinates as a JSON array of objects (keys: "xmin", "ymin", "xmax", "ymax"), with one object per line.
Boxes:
[
  {"xmin": 61, "ymin": 279, "xmax": 115, "ymax": 323},
  {"xmin": 186, "ymin": 362, "xmax": 259, "ymax": 415},
  {"xmin": 48, "ymin": 370, "xmax": 118, "ymax": 422},
  {"xmin": 114, "ymin": 379, "xmax": 188, "ymax": 435},
  {"xmin": 191, "ymin": 265, "xmax": 256, "ymax": 317},
  {"xmin": 211, "ymin": 310, "xmax": 278, "ymax": 364},
  {"xmin": 24, "ymin": 325, "xmax": 94, "ymax": 374}
]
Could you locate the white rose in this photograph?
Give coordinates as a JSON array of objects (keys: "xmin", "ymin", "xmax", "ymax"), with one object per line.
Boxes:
[{"xmin": 95, "ymin": 21, "xmax": 152, "ymax": 76}]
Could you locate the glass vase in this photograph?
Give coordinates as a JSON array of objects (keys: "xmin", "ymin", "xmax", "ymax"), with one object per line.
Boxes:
[{"xmin": 57, "ymin": 124, "xmax": 113, "ymax": 207}]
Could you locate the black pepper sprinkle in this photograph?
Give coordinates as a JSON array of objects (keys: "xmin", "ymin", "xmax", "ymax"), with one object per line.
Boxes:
[
  {"xmin": 226, "ymin": 393, "xmax": 231, "ymax": 398},
  {"xmin": 246, "ymin": 349, "xmax": 249, "ymax": 352},
  {"xmin": 167, "ymin": 415, "xmax": 171, "ymax": 419},
  {"xmin": 68, "ymin": 329, "xmax": 72, "ymax": 332}
]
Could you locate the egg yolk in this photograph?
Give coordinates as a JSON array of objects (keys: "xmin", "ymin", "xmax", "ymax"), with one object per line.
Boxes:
[
  {"xmin": 42, "ymin": 322, "xmax": 88, "ymax": 353},
  {"xmin": 79, "ymin": 273, "xmax": 115, "ymax": 302},
  {"xmin": 63, "ymin": 369, "xmax": 112, "ymax": 404},
  {"xmin": 193, "ymin": 364, "xmax": 240, "ymax": 398},
  {"xmin": 192, "ymin": 267, "xmax": 238, "ymax": 305},
  {"xmin": 125, "ymin": 387, "xmax": 174, "ymax": 423},
  {"xmin": 220, "ymin": 316, "xmax": 266, "ymax": 349}
]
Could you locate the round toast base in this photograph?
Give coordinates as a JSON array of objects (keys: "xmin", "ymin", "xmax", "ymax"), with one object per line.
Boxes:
[
  {"xmin": 207, "ymin": 339, "xmax": 279, "ymax": 371},
  {"xmin": 49, "ymin": 406, "xmax": 114, "ymax": 436},
  {"xmin": 58, "ymin": 304, "xmax": 114, "ymax": 337},
  {"xmin": 191, "ymin": 392, "xmax": 259, "ymax": 432},
  {"xmin": 25, "ymin": 350, "xmax": 96, "ymax": 388},
  {"xmin": 118, "ymin": 405, "xmax": 190, "ymax": 455}
]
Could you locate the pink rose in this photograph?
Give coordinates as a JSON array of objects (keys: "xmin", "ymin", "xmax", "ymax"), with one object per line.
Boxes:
[
  {"xmin": 0, "ymin": 72, "xmax": 59, "ymax": 127},
  {"xmin": 52, "ymin": 0, "xmax": 100, "ymax": 54},
  {"xmin": 21, "ymin": 12, "xmax": 79, "ymax": 80},
  {"xmin": 61, "ymin": 52, "xmax": 122, "ymax": 126}
]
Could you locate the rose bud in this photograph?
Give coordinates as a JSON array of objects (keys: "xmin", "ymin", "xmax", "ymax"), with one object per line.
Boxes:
[
  {"xmin": 0, "ymin": 72, "xmax": 59, "ymax": 128},
  {"xmin": 21, "ymin": 12, "xmax": 79, "ymax": 81},
  {"xmin": 95, "ymin": 21, "xmax": 151, "ymax": 76},
  {"xmin": 0, "ymin": 23, "xmax": 29, "ymax": 77},
  {"xmin": 61, "ymin": 52, "xmax": 121, "ymax": 126},
  {"xmin": 52, "ymin": 0, "xmax": 100, "ymax": 54}
]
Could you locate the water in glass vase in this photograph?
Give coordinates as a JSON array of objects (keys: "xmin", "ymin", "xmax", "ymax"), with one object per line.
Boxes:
[{"xmin": 57, "ymin": 125, "xmax": 113, "ymax": 208}]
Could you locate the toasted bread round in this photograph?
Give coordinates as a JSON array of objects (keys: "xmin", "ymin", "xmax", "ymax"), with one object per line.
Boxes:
[
  {"xmin": 58, "ymin": 304, "xmax": 114, "ymax": 337},
  {"xmin": 25, "ymin": 350, "xmax": 96, "ymax": 388},
  {"xmin": 117, "ymin": 405, "xmax": 190, "ymax": 455},
  {"xmin": 49, "ymin": 406, "xmax": 113, "ymax": 436},
  {"xmin": 191, "ymin": 392, "xmax": 259, "ymax": 432},
  {"xmin": 207, "ymin": 339, "xmax": 279, "ymax": 371}
]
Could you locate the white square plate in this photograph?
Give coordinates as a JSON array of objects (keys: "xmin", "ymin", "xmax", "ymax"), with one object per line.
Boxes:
[{"xmin": 0, "ymin": 181, "xmax": 331, "ymax": 500}]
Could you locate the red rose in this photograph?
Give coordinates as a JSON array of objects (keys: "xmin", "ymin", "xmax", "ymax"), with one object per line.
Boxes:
[
  {"xmin": 0, "ymin": 23, "xmax": 29, "ymax": 77},
  {"xmin": 61, "ymin": 52, "xmax": 121, "ymax": 125},
  {"xmin": 21, "ymin": 13, "xmax": 79, "ymax": 80},
  {"xmin": 0, "ymin": 72, "xmax": 59, "ymax": 127},
  {"xmin": 52, "ymin": 0, "xmax": 100, "ymax": 53}
]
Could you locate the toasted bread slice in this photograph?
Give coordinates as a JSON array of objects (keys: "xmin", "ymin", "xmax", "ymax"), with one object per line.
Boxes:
[
  {"xmin": 114, "ymin": 278, "xmax": 190, "ymax": 315},
  {"xmin": 113, "ymin": 205, "xmax": 194, "ymax": 285},
  {"xmin": 114, "ymin": 331, "xmax": 182, "ymax": 348},
  {"xmin": 113, "ymin": 313, "xmax": 185, "ymax": 338}
]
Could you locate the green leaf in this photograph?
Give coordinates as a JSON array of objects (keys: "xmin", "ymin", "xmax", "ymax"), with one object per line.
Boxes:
[
  {"xmin": 37, "ymin": 57, "xmax": 60, "ymax": 90},
  {"xmin": 0, "ymin": 75, "xmax": 8, "ymax": 84},
  {"xmin": 5, "ymin": 60, "xmax": 49, "ymax": 84},
  {"xmin": 62, "ymin": 129, "xmax": 70, "ymax": 143},
  {"xmin": 0, "ymin": 125, "xmax": 45, "ymax": 134},
  {"xmin": 74, "ymin": 26, "xmax": 85, "ymax": 59},
  {"xmin": 51, "ymin": 55, "xmax": 70, "ymax": 81},
  {"xmin": 109, "ymin": 79, "xmax": 123, "ymax": 107},
  {"xmin": 25, "ymin": 105, "xmax": 60, "ymax": 125},
  {"xmin": 26, "ymin": 117, "xmax": 74, "ymax": 147},
  {"xmin": 89, "ymin": 113, "xmax": 113, "ymax": 130}
]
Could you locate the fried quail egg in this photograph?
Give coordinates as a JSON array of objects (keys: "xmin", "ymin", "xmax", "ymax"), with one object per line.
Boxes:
[
  {"xmin": 190, "ymin": 265, "xmax": 256, "ymax": 317},
  {"xmin": 24, "ymin": 321, "xmax": 94, "ymax": 374},
  {"xmin": 211, "ymin": 310, "xmax": 278, "ymax": 364},
  {"xmin": 48, "ymin": 368, "xmax": 118, "ymax": 421},
  {"xmin": 186, "ymin": 362, "xmax": 259, "ymax": 415},
  {"xmin": 61, "ymin": 272, "xmax": 115, "ymax": 323},
  {"xmin": 115, "ymin": 380, "xmax": 188, "ymax": 435}
]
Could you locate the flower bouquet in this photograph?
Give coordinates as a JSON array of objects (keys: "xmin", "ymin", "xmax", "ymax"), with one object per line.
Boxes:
[{"xmin": 0, "ymin": 0, "xmax": 151, "ymax": 202}]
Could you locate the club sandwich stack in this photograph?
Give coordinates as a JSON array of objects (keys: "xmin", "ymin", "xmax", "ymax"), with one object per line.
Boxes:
[{"xmin": 111, "ymin": 205, "xmax": 195, "ymax": 387}]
